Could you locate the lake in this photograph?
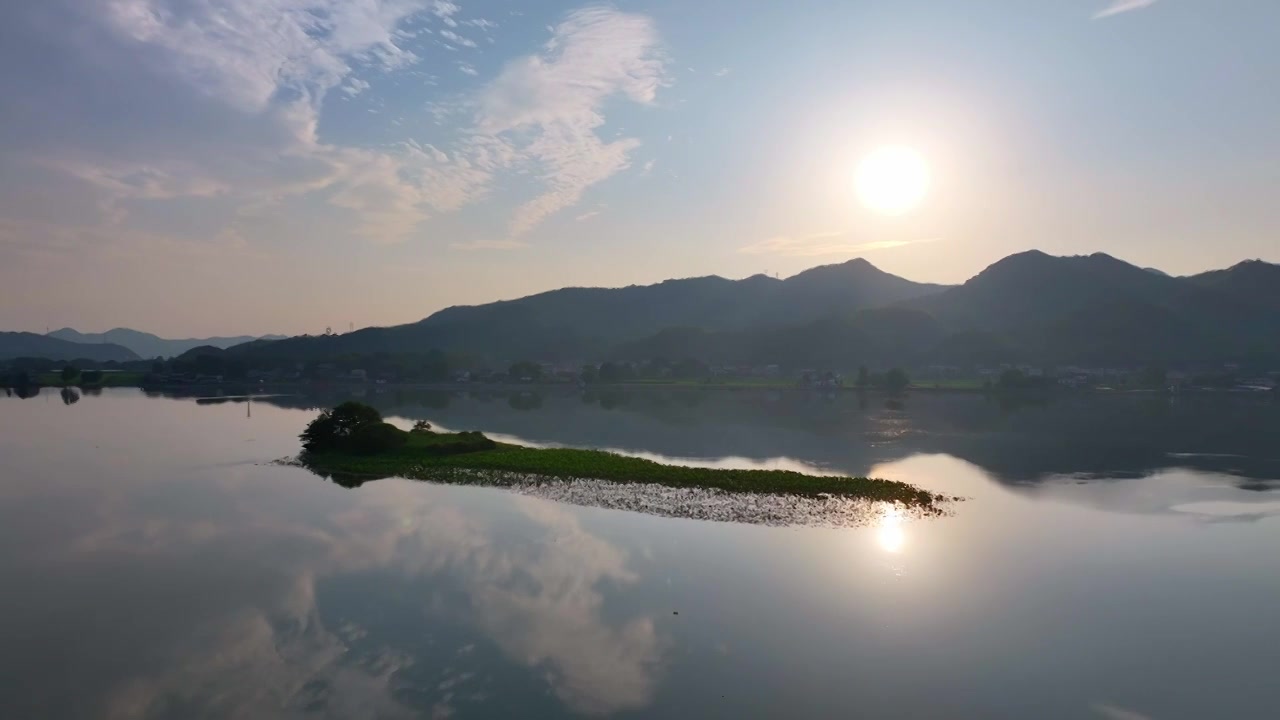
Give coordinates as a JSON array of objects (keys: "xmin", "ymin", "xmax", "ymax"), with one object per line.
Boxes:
[{"xmin": 2, "ymin": 386, "xmax": 1278, "ymax": 719}]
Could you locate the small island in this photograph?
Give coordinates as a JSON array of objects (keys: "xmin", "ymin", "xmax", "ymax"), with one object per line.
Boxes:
[{"xmin": 296, "ymin": 402, "xmax": 943, "ymax": 509}]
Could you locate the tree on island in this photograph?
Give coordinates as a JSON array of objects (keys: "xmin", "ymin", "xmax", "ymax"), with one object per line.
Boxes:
[
  {"xmin": 998, "ymin": 368, "xmax": 1026, "ymax": 389},
  {"xmin": 884, "ymin": 367, "xmax": 910, "ymax": 393},
  {"xmin": 1139, "ymin": 366, "xmax": 1168, "ymax": 390},
  {"xmin": 508, "ymin": 392, "xmax": 544, "ymax": 411},
  {"xmin": 61, "ymin": 365, "xmax": 78, "ymax": 383},
  {"xmin": 301, "ymin": 401, "xmax": 407, "ymax": 455},
  {"xmin": 509, "ymin": 361, "xmax": 542, "ymax": 382},
  {"xmin": 3, "ymin": 370, "xmax": 35, "ymax": 393},
  {"xmin": 598, "ymin": 361, "xmax": 633, "ymax": 383}
]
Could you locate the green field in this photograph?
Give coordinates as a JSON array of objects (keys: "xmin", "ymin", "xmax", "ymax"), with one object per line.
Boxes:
[
  {"xmin": 36, "ymin": 372, "xmax": 146, "ymax": 388},
  {"xmin": 626, "ymin": 377, "xmax": 798, "ymax": 388},
  {"xmin": 912, "ymin": 378, "xmax": 988, "ymax": 390},
  {"xmin": 301, "ymin": 430, "xmax": 942, "ymax": 507}
]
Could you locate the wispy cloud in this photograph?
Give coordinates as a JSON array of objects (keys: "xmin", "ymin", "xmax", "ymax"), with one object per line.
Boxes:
[
  {"xmin": 24, "ymin": 3, "xmax": 664, "ymax": 250},
  {"xmin": 1092, "ymin": 0, "xmax": 1158, "ymax": 20},
  {"xmin": 739, "ymin": 231, "xmax": 936, "ymax": 257},
  {"xmin": 450, "ymin": 238, "xmax": 529, "ymax": 251},
  {"xmin": 462, "ymin": 6, "xmax": 666, "ymax": 236},
  {"xmin": 440, "ymin": 29, "xmax": 477, "ymax": 48},
  {"xmin": 713, "ymin": 67, "xmax": 731, "ymax": 77},
  {"xmin": 639, "ymin": 159, "xmax": 656, "ymax": 176},
  {"xmin": 431, "ymin": 0, "xmax": 461, "ymax": 27},
  {"xmin": 574, "ymin": 209, "xmax": 601, "ymax": 222},
  {"xmin": 47, "ymin": 0, "xmax": 464, "ymax": 243},
  {"xmin": 1092, "ymin": 704, "xmax": 1152, "ymax": 720},
  {"xmin": 342, "ymin": 78, "xmax": 371, "ymax": 97},
  {"xmin": 103, "ymin": 0, "xmax": 427, "ymax": 118}
]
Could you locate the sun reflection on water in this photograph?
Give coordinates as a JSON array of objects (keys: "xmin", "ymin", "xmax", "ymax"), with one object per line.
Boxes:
[{"xmin": 876, "ymin": 506, "xmax": 907, "ymax": 553}]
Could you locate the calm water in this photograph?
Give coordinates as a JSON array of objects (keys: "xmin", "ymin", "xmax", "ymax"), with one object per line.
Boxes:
[{"xmin": 2, "ymin": 387, "xmax": 1279, "ymax": 719}]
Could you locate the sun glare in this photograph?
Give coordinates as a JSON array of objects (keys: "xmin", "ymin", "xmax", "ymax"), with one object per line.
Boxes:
[
  {"xmin": 876, "ymin": 505, "xmax": 907, "ymax": 554},
  {"xmin": 855, "ymin": 146, "xmax": 930, "ymax": 216}
]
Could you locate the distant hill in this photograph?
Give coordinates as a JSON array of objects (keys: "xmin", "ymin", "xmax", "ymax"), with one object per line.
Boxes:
[
  {"xmin": 1187, "ymin": 260, "xmax": 1280, "ymax": 312},
  {"xmin": 229, "ymin": 258, "xmax": 949, "ymax": 363},
  {"xmin": 217, "ymin": 251, "xmax": 1279, "ymax": 370},
  {"xmin": 0, "ymin": 333, "xmax": 139, "ymax": 362},
  {"xmin": 902, "ymin": 251, "xmax": 1280, "ymax": 366},
  {"xmin": 611, "ymin": 307, "xmax": 947, "ymax": 368},
  {"xmin": 615, "ymin": 252, "xmax": 1280, "ymax": 368},
  {"xmin": 49, "ymin": 327, "xmax": 287, "ymax": 359}
]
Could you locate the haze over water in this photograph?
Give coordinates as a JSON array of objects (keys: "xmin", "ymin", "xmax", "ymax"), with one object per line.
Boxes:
[{"xmin": 2, "ymin": 387, "xmax": 1277, "ymax": 719}]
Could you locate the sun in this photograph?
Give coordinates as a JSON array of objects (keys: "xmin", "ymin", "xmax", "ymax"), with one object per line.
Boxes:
[{"xmin": 854, "ymin": 145, "xmax": 930, "ymax": 216}]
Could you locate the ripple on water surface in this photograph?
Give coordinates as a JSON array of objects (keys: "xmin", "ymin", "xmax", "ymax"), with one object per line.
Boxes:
[
  {"xmin": 278, "ymin": 458, "xmax": 951, "ymax": 528},
  {"xmin": 504, "ymin": 477, "xmax": 946, "ymax": 527}
]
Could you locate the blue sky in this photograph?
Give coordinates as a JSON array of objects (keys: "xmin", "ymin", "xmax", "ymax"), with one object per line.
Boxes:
[{"xmin": 2, "ymin": 0, "xmax": 1278, "ymax": 336}]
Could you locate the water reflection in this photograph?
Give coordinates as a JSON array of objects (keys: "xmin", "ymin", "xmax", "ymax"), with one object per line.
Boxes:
[
  {"xmin": 0, "ymin": 391, "xmax": 669, "ymax": 718},
  {"xmin": 875, "ymin": 506, "xmax": 906, "ymax": 554},
  {"xmin": 287, "ymin": 387, "xmax": 1280, "ymax": 487},
  {"xmin": 2, "ymin": 472, "xmax": 662, "ymax": 717},
  {"xmin": 4, "ymin": 389, "xmax": 1279, "ymax": 719}
]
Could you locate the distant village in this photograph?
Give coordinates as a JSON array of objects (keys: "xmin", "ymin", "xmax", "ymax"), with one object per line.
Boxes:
[
  {"xmin": 5, "ymin": 347, "xmax": 1279, "ymax": 396},
  {"xmin": 134, "ymin": 358, "xmax": 1280, "ymax": 394}
]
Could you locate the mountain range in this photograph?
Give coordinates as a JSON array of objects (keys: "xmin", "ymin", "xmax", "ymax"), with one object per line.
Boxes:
[
  {"xmin": 224, "ymin": 258, "xmax": 947, "ymax": 363},
  {"xmin": 0, "ymin": 333, "xmax": 139, "ymax": 362},
  {"xmin": 223, "ymin": 251, "xmax": 1279, "ymax": 370},
  {"xmin": 47, "ymin": 328, "xmax": 287, "ymax": 359},
  {"xmin": 8, "ymin": 251, "xmax": 1279, "ymax": 370}
]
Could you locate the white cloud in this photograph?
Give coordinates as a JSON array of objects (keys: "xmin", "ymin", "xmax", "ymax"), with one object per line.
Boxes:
[
  {"xmin": 713, "ymin": 67, "xmax": 730, "ymax": 77},
  {"xmin": 325, "ymin": 149, "xmax": 432, "ymax": 242},
  {"xmin": 431, "ymin": 0, "xmax": 460, "ymax": 26},
  {"xmin": 407, "ymin": 141, "xmax": 448, "ymax": 163},
  {"xmin": 35, "ymin": 0, "xmax": 456, "ymax": 245},
  {"xmin": 1092, "ymin": 0, "xmax": 1158, "ymax": 20},
  {"xmin": 440, "ymin": 29, "xmax": 477, "ymax": 48},
  {"xmin": 343, "ymin": 77, "xmax": 372, "ymax": 96},
  {"xmin": 640, "ymin": 159, "xmax": 656, "ymax": 176},
  {"xmin": 23, "ymin": 3, "xmax": 664, "ymax": 250},
  {"xmin": 459, "ymin": 6, "xmax": 665, "ymax": 235},
  {"xmin": 0, "ymin": 216, "xmax": 264, "ymax": 266},
  {"xmin": 740, "ymin": 231, "xmax": 936, "ymax": 257},
  {"xmin": 103, "ymin": 0, "xmax": 426, "ymax": 119},
  {"xmin": 574, "ymin": 209, "xmax": 601, "ymax": 222},
  {"xmin": 49, "ymin": 160, "xmax": 230, "ymax": 202}
]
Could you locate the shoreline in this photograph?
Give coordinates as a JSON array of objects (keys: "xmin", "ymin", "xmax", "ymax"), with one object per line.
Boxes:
[
  {"xmin": 7, "ymin": 377, "xmax": 1274, "ymax": 397},
  {"xmin": 295, "ymin": 436, "xmax": 946, "ymax": 509}
]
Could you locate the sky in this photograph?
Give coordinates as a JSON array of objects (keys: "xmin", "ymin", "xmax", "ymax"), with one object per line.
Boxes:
[{"xmin": 1, "ymin": 0, "xmax": 1278, "ymax": 337}]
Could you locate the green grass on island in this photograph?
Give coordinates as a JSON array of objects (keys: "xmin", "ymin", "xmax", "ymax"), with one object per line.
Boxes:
[
  {"xmin": 36, "ymin": 371, "xmax": 146, "ymax": 388},
  {"xmin": 296, "ymin": 402, "xmax": 942, "ymax": 508}
]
